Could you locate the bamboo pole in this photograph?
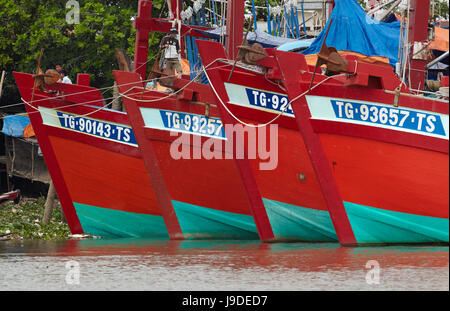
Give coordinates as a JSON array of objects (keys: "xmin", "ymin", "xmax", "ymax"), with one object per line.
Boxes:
[
  {"xmin": 0, "ymin": 71, "xmax": 5, "ymax": 94},
  {"xmin": 31, "ymin": 49, "xmax": 44, "ymax": 105},
  {"xmin": 0, "ymin": 70, "xmax": 5, "ymax": 98},
  {"xmin": 111, "ymin": 82, "xmax": 122, "ymax": 111},
  {"xmin": 42, "ymin": 181, "xmax": 56, "ymax": 225}
]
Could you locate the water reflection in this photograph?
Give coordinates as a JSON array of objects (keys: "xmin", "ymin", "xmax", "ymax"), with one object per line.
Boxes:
[{"xmin": 0, "ymin": 238, "xmax": 448, "ymax": 290}]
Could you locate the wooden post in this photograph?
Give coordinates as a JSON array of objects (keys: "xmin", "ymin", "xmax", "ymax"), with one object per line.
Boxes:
[
  {"xmin": 408, "ymin": 0, "xmax": 431, "ymax": 90},
  {"xmin": 42, "ymin": 181, "xmax": 56, "ymax": 224},
  {"xmin": 114, "ymin": 49, "xmax": 132, "ymax": 111},
  {"xmin": 3, "ymin": 136, "xmax": 11, "ymax": 192},
  {"xmin": 133, "ymin": 0, "xmax": 153, "ymax": 80},
  {"xmin": 60, "ymin": 198, "xmax": 67, "ymax": 223},
  {"xmin": 112, "ymin": 82, "xmax": 122, "ymax": 111},
  {"xmin": 0, "ymin": 70, "xmax": 5, "ymax": 98},
  {"xmin": 226, "ymin": 0, "xmax": 245, "ymax": 59}
]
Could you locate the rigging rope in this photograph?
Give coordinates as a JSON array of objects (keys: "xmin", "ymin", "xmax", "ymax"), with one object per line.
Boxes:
[
  {"xmin": 1, "ymin": 63, "xmax": 232, "ymax": 121},
  {"xmin": 202, "ymin": 61, "xmax": 347, "ymax": 128}
]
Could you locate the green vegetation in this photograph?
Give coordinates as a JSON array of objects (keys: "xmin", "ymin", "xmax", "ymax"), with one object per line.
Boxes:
[
  {"xmin": 431, "ymin": 0, "xmax": 450, "ymax": 20},
  {"xmin": 0, "ymin": 197, "xmax": 71, "ymax": 240},
  {"xmin": 0, "ymin": 0, "xmax": 165, "ymax": 106}
]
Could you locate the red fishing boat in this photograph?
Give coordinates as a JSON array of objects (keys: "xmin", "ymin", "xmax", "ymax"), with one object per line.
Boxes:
[
  {"xmin": 114, "ymin": 0, "xmax": 349, "ymax": 242},
  {"xmin": 11, "ymin": 0, "xmax": 217, "ymax": 239},
  {"xmin": 114, "ymin": 70, "xmax": 266, "ymax": 240},
  {"xmin": 196, "ymin": 43, "xmax": 351, "ymax": 244},
  {"xmin": 114, "ymin": 0, "xmax": 271, "ymax": 240},
  {"xmin": 14, "ymin": 71, "xmax": 169, "ymax": 238},
  {"xmin": 13, "ymin": 0, "xmax": 274, "ymax": 241},
  {"xmin": 13, "ymin": 0, "xmax": 448, "ymax": 245},
  {"xmin": 197, "ymin": 0, "xmax": 449, "ymax": 244}
]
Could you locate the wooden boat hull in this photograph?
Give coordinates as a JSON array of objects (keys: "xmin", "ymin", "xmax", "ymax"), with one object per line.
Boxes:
[
  {"xmin": 273, "ymin": 48, "xmax": 449, "ymax": 244},
  {"xmin": 220, "ymin": 77, "xmax": 449, "ymax": 242},
  {"xmin": 305, "ymin": 93, "xmax": 449, "ymax": 243},
  {"xmin": 14, "ymin": 72, "xmax": 168, "ymax": 238},
  {"xmin": 196, "ymin": 43, "xmax": 347, "ymax": 242},
  {"xmin": 115, "ymin": 71, "xmax": 263, "ymax": 240},
  {"xmin": 205, "ymin": 75, "xmax": 339, "ymax": 242},
  {"xmin": 197, "ymin": 41, "xmax": 449, "ymax": 244}
]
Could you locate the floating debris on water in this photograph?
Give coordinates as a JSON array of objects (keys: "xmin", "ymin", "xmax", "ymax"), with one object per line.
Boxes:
[{"xmin": 0, "ymin": 197, "xmax": 70, "ymax": 240}]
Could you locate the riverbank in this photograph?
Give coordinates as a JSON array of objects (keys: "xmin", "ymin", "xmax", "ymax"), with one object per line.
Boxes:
[{"xmin": 0, "ymin": 197, "xmax": 70, "ymax": 240}]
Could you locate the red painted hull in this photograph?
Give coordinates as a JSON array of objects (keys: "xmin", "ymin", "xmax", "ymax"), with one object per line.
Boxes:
[
  {"xmin": 320, "ymin": 133, "xmax": 448, "ymax": 219},
  {"xmin": 274, "ymin": 54, "xmax": 449, "ymax": 221},
  {"xmin": 13, "ymin": 72, "xmax": 164, "ymax": 238},
  {"xmin": 197, "ymin": 42, "xmax": 354, "ymax": 243},
  {"xmin": 114, "ymin": 71, "xmax": 272, "ymax": 240},
  {"xmin": 196, "ymin": 40, "xmax": 449, "ymax": 244}
]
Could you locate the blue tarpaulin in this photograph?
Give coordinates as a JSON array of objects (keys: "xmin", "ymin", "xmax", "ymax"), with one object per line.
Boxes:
[
  {"xmin": 1, "ymin": 115, "xmax": 30, "ymax": 137},
  {"xmin": 276, "ymin": 38, "xmax": 315, "ymax": 52},
  {"xmin": 302, "ymin": 0, "xmax": 402, "ymax": 66}
]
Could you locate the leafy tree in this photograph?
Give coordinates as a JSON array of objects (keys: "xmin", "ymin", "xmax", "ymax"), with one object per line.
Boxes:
[
  {"xmin": 0, "ymin": 0, "xmax": 165, "ymax": 108},
  {"xmin": 432, "ymin": 0, "xmax": 449, "ymax": 20},
  {"xmin": 357, "ymin": 0, "xmax": 367, "ymax": 9}
]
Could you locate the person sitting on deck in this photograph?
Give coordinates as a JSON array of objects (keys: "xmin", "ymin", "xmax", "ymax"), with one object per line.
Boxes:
[
  {"xmin": 159, "ymin": 28, "xmax": 183, "ymax": 78},
  {"xmin": 55, "ymin": 64, "xmax": 63, "ymax": 74},
  {"xmin": 59, "ymin": 69, "xmax": 72, "ymax": 84}
]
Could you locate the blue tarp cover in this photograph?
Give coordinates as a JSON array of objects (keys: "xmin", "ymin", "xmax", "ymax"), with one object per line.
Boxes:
[
  {"xmin": 2, "ymin": 115, "xmax": 30, "ymax": 137},
  {"xmin": 276, "ymin": 38, "xmax": 315, "ymax": 51},
  {"xmin": 302, "ymin": 0, "xmax": 402, "ymax": 66}
]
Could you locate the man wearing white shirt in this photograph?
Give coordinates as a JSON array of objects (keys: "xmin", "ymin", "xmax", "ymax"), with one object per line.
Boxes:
[
  {"xmin": 159, "ymin": 28, "xmax": 182, "ymax": 77},
  {"xmin": 60, "ymin": 69, "xmax": 72, "ymax": 84}
]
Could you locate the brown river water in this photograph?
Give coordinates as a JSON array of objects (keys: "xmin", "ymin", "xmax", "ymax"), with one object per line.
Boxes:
[{"xmin": 0, "ymin": 239, "xmax": 448, "ymax": 291}]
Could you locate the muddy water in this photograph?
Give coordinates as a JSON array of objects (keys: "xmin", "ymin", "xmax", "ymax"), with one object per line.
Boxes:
[{"xmin": 0, "ymin": 239, "xmax": 448, "ymax": 291}]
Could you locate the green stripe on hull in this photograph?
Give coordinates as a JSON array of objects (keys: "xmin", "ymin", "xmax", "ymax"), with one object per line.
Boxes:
[
  {"xmin": 172, "ymin": 200, "xmax": 259, "ymax": 239},
  {"xmin": 344, "ymin": 202, "xmax": 449, "ymax": 244},
  {"xmin": 262, "ymin": 198, "xmax": 338, "ymax": 242},
  {"xmin": 73, "ymin": 203, "xmax": 169, "ymax": 238},
  {"xmin": 261, "ymin": 198, "xmax": 448, "ymax": 244}
]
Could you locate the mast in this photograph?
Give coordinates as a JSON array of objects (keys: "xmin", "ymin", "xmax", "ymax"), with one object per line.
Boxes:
[
  {"xmin": 170, "ymin": 0, "xmax": 185, "ymax": 58},
  {"xmin": 133, "ymin": 0, "xmax": 194, "ymax": 79},
  {"xmin": 408, "ymin": 0, "xmax": 431, "ymax": 90},
  {"xmin": 133, "ymin": 0, "xmax": 153, "ymax": 80},
  {"xmin": 170, "ymin": 0, "xmax": 181, "ymax": 19},
  {"xmin": 226, "ymin": 0, "xmax": 245, "ymax": 59}
]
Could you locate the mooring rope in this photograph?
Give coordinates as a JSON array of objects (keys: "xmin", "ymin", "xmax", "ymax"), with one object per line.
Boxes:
[
  {"xmin": 6, "ymin": 56, "xmax": 360, "ymax": 130},
  {"xmin": 203, "ymin": 63, "xmax": 346, "ymax": 128},
  {"xmin": 118, "ymin": 61, "xmax": 233, "ymax": 103},
  {"xmin": 1, "ymin": 63, "xmax": 227, "ymax": 120}
]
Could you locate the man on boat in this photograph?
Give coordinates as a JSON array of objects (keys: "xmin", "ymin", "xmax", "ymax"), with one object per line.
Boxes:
[
  {"xmin": 55, "ymin": 64, "xmax": 63, "ymax": 74},
  {"xmin": 59, "ymin": 69, "xmax": 72, "ymax": 84},
  {"xmin": 159, "ymin": 28, "xmax": 182, "ymax": 78}
]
